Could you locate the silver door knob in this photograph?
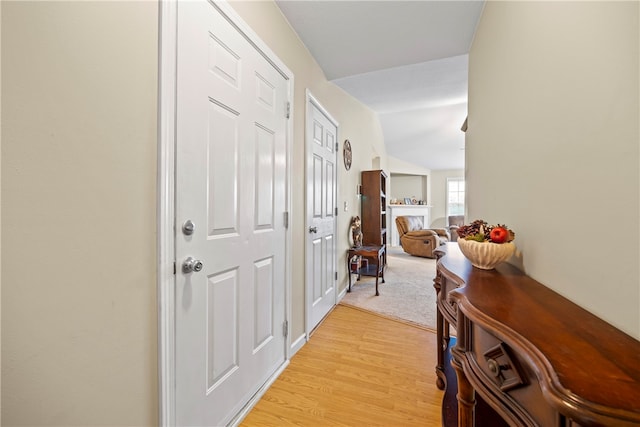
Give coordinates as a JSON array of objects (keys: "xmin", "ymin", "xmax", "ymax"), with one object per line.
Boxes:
[
  {"xmin": 182, "ymin": 257, "xmax": 204, "ymax": 273},
  {"xmin": 309, "ymin": 226, "xmax": 318, "ymax": 234}
]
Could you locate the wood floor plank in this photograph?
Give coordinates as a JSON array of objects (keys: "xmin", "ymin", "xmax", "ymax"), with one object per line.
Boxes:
[{"xmin": 241, "ymin": 304, "xmax": 443, "ymax": 426}]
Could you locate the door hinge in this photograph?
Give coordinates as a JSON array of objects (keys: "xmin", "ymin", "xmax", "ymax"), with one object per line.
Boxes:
[
  {"xmin": 335, "ymin": 141, "xmax": 339, "ymax": 151},
  {"xmin": 285, "ymin": 102, "xmax": 290, "ymax": 119},
  {"xmin": 335, "ymin": 271, "xmax": 338, "ymax": 281},
  {"xmin": 283, "ymin": 320, "xmax": 289, "ymax": 338},
  {"xmin": 283, "ymin": 211, "xmax": 289, "ymax": 228},
  {"xmin": 335, "ymin": 207, "xmax": 338, "ymax": 216},
  {"xmin": 173, "ymin": 262, "xmax": 176, "ymax": 275}
]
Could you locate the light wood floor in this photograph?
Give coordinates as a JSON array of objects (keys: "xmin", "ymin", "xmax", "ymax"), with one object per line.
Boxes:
[{"xmin": 241, "ymin": 304, "xmax": 443, "ymax": 426}]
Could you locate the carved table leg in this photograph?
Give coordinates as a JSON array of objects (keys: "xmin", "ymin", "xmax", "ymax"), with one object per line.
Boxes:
[
  {"xmin": 452, "ymin": 356, "xmax": 475, "ymax": 427},
  {"xmin": 436, "ymin": 308, "xmax": 447, "ymax": 390},
  {"xmin": 347, "ymin": 253, "xmax": 352, "ymax": 292},
  {"xmin": 374, "ymin": 270, "xmax": 380, "ymax": 296},
  {"xmin": 434, "ymin": 266, "xmax": 447, "ymax": 389},
  {"xmin": 380, "ymin": 250, "xmax": 385, "ymax": 283}
]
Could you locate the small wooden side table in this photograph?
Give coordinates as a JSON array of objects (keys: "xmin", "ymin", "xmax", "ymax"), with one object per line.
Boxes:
[{"xmin": 347, "ymin": 245, "xmax": 385, "ymax": 296}]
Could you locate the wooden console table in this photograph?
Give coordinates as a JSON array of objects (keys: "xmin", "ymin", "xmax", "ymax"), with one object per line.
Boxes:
[
  {"xmin": 347, "ymin": 245, "xmax": 385, "ymax": 296},
  {"xmin": 434, "ymin": 243, "xmax": 640, "ymax": 427}
]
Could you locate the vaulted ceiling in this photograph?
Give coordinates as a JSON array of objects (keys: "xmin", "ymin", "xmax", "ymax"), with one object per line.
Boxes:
[{"xmin": 275, "ymin": 1, "xmax": 485, "ymax": 170}]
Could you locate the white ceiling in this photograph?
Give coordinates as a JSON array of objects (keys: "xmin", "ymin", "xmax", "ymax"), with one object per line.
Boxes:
[{"xmin": 275, "ymin": 0, "xmax": 485, "ymax": 170}]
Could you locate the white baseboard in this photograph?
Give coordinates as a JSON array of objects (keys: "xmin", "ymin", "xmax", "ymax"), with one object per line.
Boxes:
[
  {"xmin": 338, "ymin": 286, "xmax": 347, "ymax": 301},
  {"xmin": 231, "ymin": 330, "xmax": 307, "ymax": 426},
  {"xmin": 230, "ymin": 330, "xmax": 307, "ymax": 426},
  {"xmin": 290, "ymin": 332, "xmax": 307, "ymax": 356},
  {"xmin": 229, "ymin": 360, "xmax": 290, "ymax": 427}
]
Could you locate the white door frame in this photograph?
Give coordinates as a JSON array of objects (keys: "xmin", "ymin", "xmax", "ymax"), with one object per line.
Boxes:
[
  {"xmin": 304, "ymin": 90, "xmax": 339, "ymax": 337},
  {"xmin": 157, "ymin": 1, "xmax": 294, "ymax": 425}
]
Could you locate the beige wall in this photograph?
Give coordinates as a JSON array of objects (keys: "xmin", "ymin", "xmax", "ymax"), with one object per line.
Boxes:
[
  {"xmin": 2, "ymin": 1, "xmax": 159, "ymax": 425},
  {"xmin": 2, "ymin": 0, "xmax": 388, "ymax": 424},
  {"xmin": 388, "ymin": 155, "xmax": 432, "ymax": 178},
  {"xmin": 227, "ymin": 1, "xmax": 387, "ymax": 342},
  {"xmin": 0, "ymin": 1, "xmax": 3, "ymax": 424},
  {"xmin": 390, "ymin": 175, "xmax": 426, "ymax": 203},
  {"xmin": 468, "ymin": 1, "xmax": 639, "ymax": 338},
  {"xmin": 388, "ymin": 155, "xmax": 432, "ymax": 202}
]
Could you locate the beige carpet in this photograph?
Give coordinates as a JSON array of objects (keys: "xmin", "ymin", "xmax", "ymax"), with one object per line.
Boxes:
[{"xmin": 341, "ymin": 246, "xmax": 438, "ymax": 330}]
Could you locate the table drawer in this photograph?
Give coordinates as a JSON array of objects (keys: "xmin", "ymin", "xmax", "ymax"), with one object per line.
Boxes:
[
  {"xmin": 438, "ymin": 275, "xmax": 459, "ymax": 325},
  {"xmin": 467, "ymin": 323, "xmax": 561, "ymax": 427}
]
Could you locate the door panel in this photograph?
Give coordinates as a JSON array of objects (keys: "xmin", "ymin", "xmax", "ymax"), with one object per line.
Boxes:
[
  {"xmin": 206, "ymin": 270, "xmax": 238, "ymax": 391},
  {"xmin": 175, "ymin": 2, "xmax": 288, "ymax": 425},
  {"xmin": 313, "ymin": 154, "xmax": 323, "ymax": 216},
  {"xmin": 207, "ymin": 102, "xmax": 239, "ymax": 235}
]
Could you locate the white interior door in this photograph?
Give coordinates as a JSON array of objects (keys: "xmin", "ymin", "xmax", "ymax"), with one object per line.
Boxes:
[
  {"xmin": 175, "ymin": 2, "xmax": 289, "ymax": 425},
  {"xmin": 306, "ymin": 94, "xmax": 338, "ymax": 331}
]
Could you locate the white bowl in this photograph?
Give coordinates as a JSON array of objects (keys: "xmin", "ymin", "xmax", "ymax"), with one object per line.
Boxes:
[{"xmin": 457, "ymin": 239, "xmax": 516, "ymax": 270}]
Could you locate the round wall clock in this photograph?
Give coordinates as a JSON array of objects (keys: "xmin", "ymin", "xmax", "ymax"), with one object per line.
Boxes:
[{"xmin": 343, "ymin": 139, "xmax": 352, "ymax": 170}]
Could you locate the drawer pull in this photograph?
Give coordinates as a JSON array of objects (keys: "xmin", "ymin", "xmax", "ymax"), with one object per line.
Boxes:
[
  {"xmin": 487, "ymin": 358, "xmax": 507, "ymax": 377},
  {"xmin": 484, "ymin": 343, "xmax": 526, "ymax": 391}
]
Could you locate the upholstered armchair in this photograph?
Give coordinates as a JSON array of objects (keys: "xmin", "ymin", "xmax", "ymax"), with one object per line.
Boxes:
[
  {"xmin": 395, "ymin": 216, "xmax": 450, "ymax": 258},
  {"xmin": 447, "ymin": 215, "xmax": 465, "ymax": 242}
]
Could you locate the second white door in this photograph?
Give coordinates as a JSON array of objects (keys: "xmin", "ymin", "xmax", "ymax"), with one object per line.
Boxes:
[{"xmin": 306, "ymin": 94, "xmax": 338, "ymax": 331}]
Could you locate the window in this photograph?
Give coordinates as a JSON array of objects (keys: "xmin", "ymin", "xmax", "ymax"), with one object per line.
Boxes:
[{"xmin": 447, "ymin": 177, "xmax": 465, "ymax": 217}]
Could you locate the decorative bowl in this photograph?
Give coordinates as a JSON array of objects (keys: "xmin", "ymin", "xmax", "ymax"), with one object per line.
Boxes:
[{"xmin": 457, "ymin": 238, "xmax": 516, "ymax": 270}]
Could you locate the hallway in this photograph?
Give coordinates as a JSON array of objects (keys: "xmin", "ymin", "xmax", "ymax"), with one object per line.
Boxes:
[{"xmin": 241, "ymin": 305, "xmax": 443, "ymax": 426}]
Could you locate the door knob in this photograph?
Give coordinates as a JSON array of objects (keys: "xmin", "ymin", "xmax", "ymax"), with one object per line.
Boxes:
[
  {"xmin": 182, "ymin": 257, "xmax": 204, "ymax": 273},
  {"xmin": 309, "ymin": 226, "xmax": 317, "ymax": 234}
]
